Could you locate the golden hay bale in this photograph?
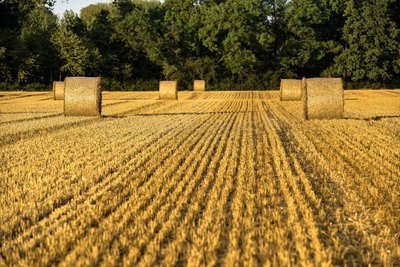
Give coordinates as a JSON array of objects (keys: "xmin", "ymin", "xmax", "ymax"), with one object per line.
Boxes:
[
  {"xmin": 301, "ymin": 77, "xmax": 306, "ymax": 100},
  {"xmin": 193, "ymin": 80, "xmax": 206, "ymax": 92},
  {"xmin": 280, "ymin": 79, "xmax": 302, "ymax": 101},
  {"xmin": 53, "ymin": 81, "xmax": 65, "ymax": 100},
  {"xmin": 159, "ymin": 81, "xmax": 178, "ymax": 100},
  {"xmin": 64, "ymin": 77, "xmax": 102, "ymax": 116},
  {"xmin": 303, "ymin": 78, "xmax": 344, "ymax": 120}
]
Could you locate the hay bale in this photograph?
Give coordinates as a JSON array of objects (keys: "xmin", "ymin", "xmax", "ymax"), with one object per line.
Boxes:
[
  {"xmin": 193, "ymin": 80, "xmax": 206, "ymax": 92},
  {"xmin": 64, "ymin": 77, "xmax": 102, "ymax": 116},
  {"xmin": 303, "ymin": 78, "xmax": 344, "ymax": 120},
  {"xmin": 301, "ymin": 77, "xmax": 306, "ymax": 101},
  {"xmin": 53, "ymin": 81, "xmax": 65, "ymax": 100},
  {"xmin": 159, "ymin": 81, "xmax": 178, "ymax": 100},
  {"xmin": 280, "ymin": 79, "xmax": 302, "ymax": 101}
]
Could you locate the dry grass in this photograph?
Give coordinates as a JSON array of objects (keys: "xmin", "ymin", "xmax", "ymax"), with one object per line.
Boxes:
[
  {"xmin": 280, "ymin": 79, "xmax": 302, "ymax": 101},
  {"xmin": 303, "ymin": 78, "xmax": 344, "ymax": 120},
  {"xmin": 0, "ymin": 89, "xmax": 399, "ymax": 266},
  {"xmin": 159, "ymin": 81, "xmax": 178, "ymax": 100},
  {"xmin": 64, "ymin": 77, "xmax": 102, "ymax": 116}
]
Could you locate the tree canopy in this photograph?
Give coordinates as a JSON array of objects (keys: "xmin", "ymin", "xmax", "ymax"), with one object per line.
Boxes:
[{"xmin": 0, "ymin": 0, "xmax": 399, "ymax": 89}]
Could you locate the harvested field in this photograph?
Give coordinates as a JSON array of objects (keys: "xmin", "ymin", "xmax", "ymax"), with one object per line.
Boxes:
[{"xmin": 0, "ymin": 90, "xmax": 399, "ymax": 266}]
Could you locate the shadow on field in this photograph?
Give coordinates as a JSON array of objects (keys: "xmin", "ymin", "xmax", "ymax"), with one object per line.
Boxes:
[
  {"xmin": 134, "ymin": 111, "xmax": 251, "ymax": 116},
  {"xmin": 345, "ymin": 115, "xmax": 400, "ymax": 121},
  {"xmin": 101, "ymin": 115, "xmax": 127, "ymax": 119},
  {"xmin": 0, "ymin": 111, "xmax": 57, "ymax": 114}
]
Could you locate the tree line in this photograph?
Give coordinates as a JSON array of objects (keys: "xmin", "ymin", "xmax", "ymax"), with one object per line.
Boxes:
[{"xmin": 1, "ymin": 0, "xmax": 400, "ymax": 90}]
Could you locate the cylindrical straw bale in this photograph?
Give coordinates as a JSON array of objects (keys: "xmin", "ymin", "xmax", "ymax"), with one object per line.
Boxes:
[
  {"xmin": 53, "ymin": 81, "xmax": 65, "ymax": 100},
  {"xmin": 64, "ymin": 77, "xmax": 102, "ymax": 116},
  {"xmin": 193, "ymin": 80, "xmax": 206, "ymax": 92},
  {"xmin": 303, "ymin": 78, "xmax": 344, "ymax": 120},
  {"xmin": 280, "ymin": 79, "xmax": 302, "ymax": 101},
  {"xmin": 301, "ymin": 77, "xmax": 306, "ymax": 101},
  {"xmin": 159, "ymin": 81, "xmax": 178, "ymax": 100}
]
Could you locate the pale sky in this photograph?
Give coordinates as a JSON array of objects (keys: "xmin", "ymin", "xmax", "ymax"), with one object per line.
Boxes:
[{"xmin": 53, "ymin": 0, "xmax": 113, "ymax": 16}]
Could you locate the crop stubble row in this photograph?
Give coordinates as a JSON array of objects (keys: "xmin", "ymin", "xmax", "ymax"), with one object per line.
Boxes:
[{"xmin": 0, "ymin": 90, "xmax": 399, "ymax": 266}]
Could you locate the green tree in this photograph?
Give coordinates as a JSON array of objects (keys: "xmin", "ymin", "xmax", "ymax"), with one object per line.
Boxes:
[
  {"xmin": 51, "ymin": 12, "xmax": 100, "ymax": 77},
  {"xmin": 88, "ymin": 8, "xmax": 138, "ymax": 81},
  {"xmin": 17, "ymin": 55, "xmax": 39, "ymax": 83},
  {"xmin": 160, "ymin": 0, "xmax": 204, "ymax": 87},
  {"xmin": 326, "ymin": 0, "xmax": 400, "ymax": 82},
  {"xmin": 198, "ymin": 0, "xmax": 279, "ymax": 87},
  {"xmin": 0, "ymin": 0, "xmax": 57, "ymax": 83},
  {"xmin": 1, "ymin": 0, "xmax": 400, "ymax": 89},
  {"xmin": 388, "ymin": 1, "xmax": 400, "ymax": 28},
  {"xmin": 280, "ymin": 0, "xmax": 344, "ymax": 78},
  {"xmin": 62, "ymin": 10, "xmax": 87, "ymax": 36},
  {"xmin": 0, "ymin": 47, "xmax": 12, "ymax": 81},
  {"xmin": 80, "ymin": 3, "xmax": 118, "ymax": 29},
  {"xmin": 19, "ymin": 6, "xmax": 58, "ymax": 82},
  {"xmin": 114, "ymin": 0, "xmax": 164, "ymax": 80}
]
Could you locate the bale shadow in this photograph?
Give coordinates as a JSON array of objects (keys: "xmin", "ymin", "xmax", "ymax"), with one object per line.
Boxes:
[
  {"xmin": 134, "ymin": 111, "xmax": 253, "ymax": 116},
  {"xmin": 100, "ymin": 115, "xmax": 127, "ymax": 119},
  {"xmin": 345, "ymin": 115, "xmax": 400, "ymax": 121},
  {"xmin": 0, "ymin": 111, "xmax": 57, "ymax": 114}
]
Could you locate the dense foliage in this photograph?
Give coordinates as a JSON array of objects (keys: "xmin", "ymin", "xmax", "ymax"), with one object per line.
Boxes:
[{"xmin": 0, "ymin": 0, "xmax": 399, "ymax": 90}]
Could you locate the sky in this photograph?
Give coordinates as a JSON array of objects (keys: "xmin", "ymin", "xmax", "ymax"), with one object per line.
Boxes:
[{"xmin": 53, "ymin": 0, "xmax": 113, "ymax": 16}]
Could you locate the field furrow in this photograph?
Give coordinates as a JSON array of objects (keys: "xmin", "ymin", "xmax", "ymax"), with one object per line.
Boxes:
[
  {"xmin": 265, "ymin": 100, "xmax": 399, "ymax": 265},
  {"xmin": 0, "ymin": 114, "xmax": 194, "ymax": 243},
  {"xmin": 260, "ymin": 101, "xmax": 330, "ymax": 266},
  {"xmin": 1, "ymin": 90, "xmax": 399, "ymax": 266}
]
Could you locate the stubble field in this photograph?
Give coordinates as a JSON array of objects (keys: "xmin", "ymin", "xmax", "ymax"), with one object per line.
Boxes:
[{"xmin": 0, "ymin": 90, "xmax": 399, "ymax": 266}]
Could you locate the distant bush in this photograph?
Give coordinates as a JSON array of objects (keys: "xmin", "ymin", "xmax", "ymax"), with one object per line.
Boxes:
[
  {"xmin": 207, "ymin": 73, "xmax": 280, "ymax": 91},
  {"xmin": 1, "ymin": 79, "xmax": 399, "ymax": 92},
  {"xmin": 101, "ymin": 79, "xmax": 159, "ymax": 91},
  {"xmin": 0, "ymin": 82, "xmax": 51, "ymax": 91},
  {"xmin": 345, "ymin": 81, "xmax": 400, "ymax": 89}
]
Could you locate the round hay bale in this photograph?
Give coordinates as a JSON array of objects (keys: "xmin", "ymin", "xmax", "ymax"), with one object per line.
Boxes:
[
  {"xmin": 159, "ymin": 81, "xmax": 178, "ymax": 100},
  {"xmin": 193, "ymin": 80, "xmax": 206, "ymax": 92},
  {"xmin": 301, "ymin": 77, "xmax": 306, "ymax": 101},
  {"xmin": 53, "ymin": 81, "xmax": 65, "ymax": 100},
  {"xmin": 64, "ymin": 77, "xmax": 102, "ymax": 116},
  {"xmin": 280, "ymin": 79, "xmax": 302, "ymax": 101},
  {"xmin": 303, "ymin": 78, "xmax": 344, "ymax": 120}
]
